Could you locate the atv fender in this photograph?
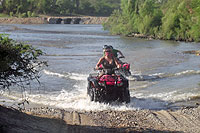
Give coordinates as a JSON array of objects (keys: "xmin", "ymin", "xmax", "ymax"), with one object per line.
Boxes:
[{"xmin": 90, "ymin": 78, "xmax": 99, "ymax": 88}]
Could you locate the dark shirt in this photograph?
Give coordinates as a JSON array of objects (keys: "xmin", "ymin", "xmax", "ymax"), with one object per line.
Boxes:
[{"xmin": 102, "ymin": 58, "xmax": 116, "ymax": 69}]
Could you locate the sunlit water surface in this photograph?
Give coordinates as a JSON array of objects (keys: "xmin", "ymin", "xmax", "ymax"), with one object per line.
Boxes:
[{"xmin": 0, "ymin": 24, "xmax": 200, "ymax": 111}]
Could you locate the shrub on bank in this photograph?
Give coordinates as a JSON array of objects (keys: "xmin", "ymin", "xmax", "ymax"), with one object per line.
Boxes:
[
  {"xmin": 9, "ymin": 12, "xmax": 13, "ymax": 17},
  {"xmin": 27, "ymin": 11, "xmax": 31, "ymax": 18},
  {"xmin": 31, "ymin": 12, "xmax": 37, "ymax": 17},
  {"xmin": 21, "ymin": 13, "xmax": 27, "ymax": 18},
  {"xmin": 0, "ymin": 13, "xmax": 9, "ymax": 17},
  {"xmin": 0, "ymin": 34, "xmax": 47, "ymax": 90}
]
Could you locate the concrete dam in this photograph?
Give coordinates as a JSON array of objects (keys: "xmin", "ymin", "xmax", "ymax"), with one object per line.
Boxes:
[{"xmin": 47, "ymin": 17, "xmax": 108, "ymax": 24}]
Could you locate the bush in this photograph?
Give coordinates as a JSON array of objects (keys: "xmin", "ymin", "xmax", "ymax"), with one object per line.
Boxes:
[
  {"xmin": 22, "ymin": 13, "xmax": 27, "ymax": 18},
  {"xmin": 31, "ymin": 12, "xmax": 37, "ymax": 17},
  {"xmin": 0, "ymin": 13, "xmax": 9, "ymax": 17},
  {"xmin": 0, "ymin": 34, "xmax": 47, "ymax": 89},
  {"xmin": 27, "ymin": 11, "xmax": 32, "ymax": 17},
  {"xmin": 9, "ymin": 12, "xmax": 13, "ymax": 17},
  {"xmin": 18, "ymin": 13, "xmax": 22, "ymax": 18}
]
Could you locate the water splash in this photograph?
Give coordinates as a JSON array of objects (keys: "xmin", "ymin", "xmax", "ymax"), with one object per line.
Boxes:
[{"xmin": 128, "ymin": 70, "xmax": 200, "ymax": 81}]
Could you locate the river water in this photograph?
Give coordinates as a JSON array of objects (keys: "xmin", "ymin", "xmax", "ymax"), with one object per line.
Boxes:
[{"xmin": 0, "ymin": 24, "xmax": 200, "ymax": 111}]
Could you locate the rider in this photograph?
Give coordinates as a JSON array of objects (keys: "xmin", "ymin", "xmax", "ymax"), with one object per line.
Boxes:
[
  {"xmin": 101, "ymin": 45, "xmax": 131, "ymax": 76},
  {"xmin": 96, "ymin": 46, "xmax": 121, "ymax": 75}
]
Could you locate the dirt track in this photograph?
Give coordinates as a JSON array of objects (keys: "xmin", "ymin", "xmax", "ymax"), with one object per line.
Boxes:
[{"xmin": 1, "ymin": 105, "xmax": 200, "ymax": 132}]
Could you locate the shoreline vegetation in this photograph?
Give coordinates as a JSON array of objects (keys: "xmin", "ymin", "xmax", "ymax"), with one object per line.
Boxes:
[
  {"xmin": 1, "ymin": 104, "xmax": 200, "ymax": 132},
  {"xmin": 1, "ymin": 0, "xmax": 200, "ymax": 42},
  {"xmin": 0, "ymin": 16, "xmax": 199, "ymax": 43},
  {"xmin": 103, "ymin": 0, "xmax": 200, "ymax": 42}
]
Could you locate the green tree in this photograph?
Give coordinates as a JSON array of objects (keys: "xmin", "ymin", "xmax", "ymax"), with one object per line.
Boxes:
[
  {"xmin": 79, "ymin": 1, "xmax": 95, "ymax": 15},
  {"xmin": 0, "ymin": 34, "xmax": 47, "ymax": 89},
  {"xmin": 104, "ymin": 0, "xmax": 200, "ymax": 42},
  {"xmin": 161, "ymin": 0, "xmax": 194, "ymax": 41},
  {"xmin": 56, "ymin": 0, "xmax": 74, "ymax": 15},
  {"xmin": 137, "ymin": 0, "xmax": 163, "ymax": 35},
  {"xmin": 188, "ymin": 0, "xmax": 200, "ymax": 41},
  {"xmin": 2, "ymin": 0, "xmax": 16, "ymax": 14},
  {"xmin": 104, "ymin": 0, "xmax": 162, "ymax": 36},
  {"xmin": 1, "ymin": 0, "xmax": 121, "ymax": 16}
]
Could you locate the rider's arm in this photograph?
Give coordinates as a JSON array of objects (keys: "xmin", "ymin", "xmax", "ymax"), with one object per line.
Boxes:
[
  {"xmin": 114, "ymin": 57, "xmax": 121, "ymax": 68},
  {"xmin": 117, "ymin": 50, "xmax": 125, "ymax": 58},
  {"xmin": 95, "ymin": 57, "xmax": 104, "ymax": 70}
]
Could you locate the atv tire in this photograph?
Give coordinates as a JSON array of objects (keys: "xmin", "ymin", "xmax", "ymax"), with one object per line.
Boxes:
[
  {"xmin": 124, "ymin": 89, "xmax": 130, "ymax": 103},
  {"xmin": 121, "ymin": 87, "xmax": 130, "ymax": 103},
  {"xmin": 90, "ymin": 87, "xmax": 95, "ymax": 101}
]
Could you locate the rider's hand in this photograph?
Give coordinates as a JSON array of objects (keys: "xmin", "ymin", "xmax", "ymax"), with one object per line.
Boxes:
[
  {"xmin": 117, "ymin": 64, "xmax": 121, "ymax": 69},
  {"xmin": 95, "ymin": 66, "xmax": 99, "ymax": 70}
]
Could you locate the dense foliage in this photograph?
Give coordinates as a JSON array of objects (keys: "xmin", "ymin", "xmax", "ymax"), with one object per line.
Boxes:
[
  {"xmin": 0, "ymin": 0, "xmax": 120, "ymax": 17},
  {"xmin": 103, "ymin": 0, "xmax": 200, "ymax": 42},
  {"xmin": 0, "ymin": 34, "xmax": 47, "ymax": 89}
]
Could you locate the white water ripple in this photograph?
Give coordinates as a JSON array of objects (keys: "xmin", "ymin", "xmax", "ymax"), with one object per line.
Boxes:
[
  {"xmin": 174, "ymin": 70, "xmax": 200, "ymax": 76},
  {"xmin": 43, "ymin": 69, "xmax": 87, "ymax": 81}
]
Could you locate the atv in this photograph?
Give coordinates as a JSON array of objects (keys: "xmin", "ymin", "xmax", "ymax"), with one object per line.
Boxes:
[{"xmin": 87, "ymin": 68, "xmax": 130, "ymax": 103}]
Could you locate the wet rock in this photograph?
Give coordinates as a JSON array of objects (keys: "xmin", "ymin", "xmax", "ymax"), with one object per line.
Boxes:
[
  {"xmin": 183, "ymin": 50, "xmax": 200, "ymax": 55},
  {"xmin": 47, "ymin": 17, "xmax": 108, "ymax": 24}
]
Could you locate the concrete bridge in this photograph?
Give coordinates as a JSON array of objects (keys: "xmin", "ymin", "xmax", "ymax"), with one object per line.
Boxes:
[{"xmin": 47, "ymin": 17, "xmax": 108, "ymax": 24}]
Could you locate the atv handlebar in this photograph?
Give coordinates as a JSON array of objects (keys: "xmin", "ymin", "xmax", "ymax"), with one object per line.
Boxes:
[{"xmin": 94, "ymin": 67, "xmax": 119, "ymax": 71}]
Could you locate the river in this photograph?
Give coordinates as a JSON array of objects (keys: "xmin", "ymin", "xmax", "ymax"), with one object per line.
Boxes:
[{"xmin": 0, "ymin": 24, "xmax": 200, "ymax": 111}]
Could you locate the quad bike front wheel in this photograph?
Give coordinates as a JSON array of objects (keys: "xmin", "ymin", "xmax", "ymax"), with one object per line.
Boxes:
[
  {"xmin": 88, "ymin": 82, "xmax": 101, "ymax": 102},
  {"xmin": 123, "ymin": 88, "xmax": 130, "ymax": 103},
  {"xmin": 119, "ymin": 87, "xmax": 130, "ymax": 103}
]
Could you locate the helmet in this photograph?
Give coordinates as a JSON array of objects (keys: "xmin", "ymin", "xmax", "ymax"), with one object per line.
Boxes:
[
  {"xmin": 109, "ymin": 45, "xmax": 113, "ymax": 49},
  {"xmin": 103, "ymin": 45, "xmax": 108, "ymax": 49}
]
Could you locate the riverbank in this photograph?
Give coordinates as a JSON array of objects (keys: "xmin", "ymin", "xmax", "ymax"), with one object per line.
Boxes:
[
  {"xmin": 0, "ymin": 17, "xmax": 48, "ymax": 24},
  {"xmin": 126, "ymin": 32, "xmax": 197, "ymax": 42},
  {"xmin": 0, "ymin": 16, "xmax": 108, "ymax": 24},
  {"xmin": 1, "ymin": 104, "xmax": 200, "ymax": 132},
  {"xmin": 0, "ymin": 17, "xmax": 197, "ymax": 42}
]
